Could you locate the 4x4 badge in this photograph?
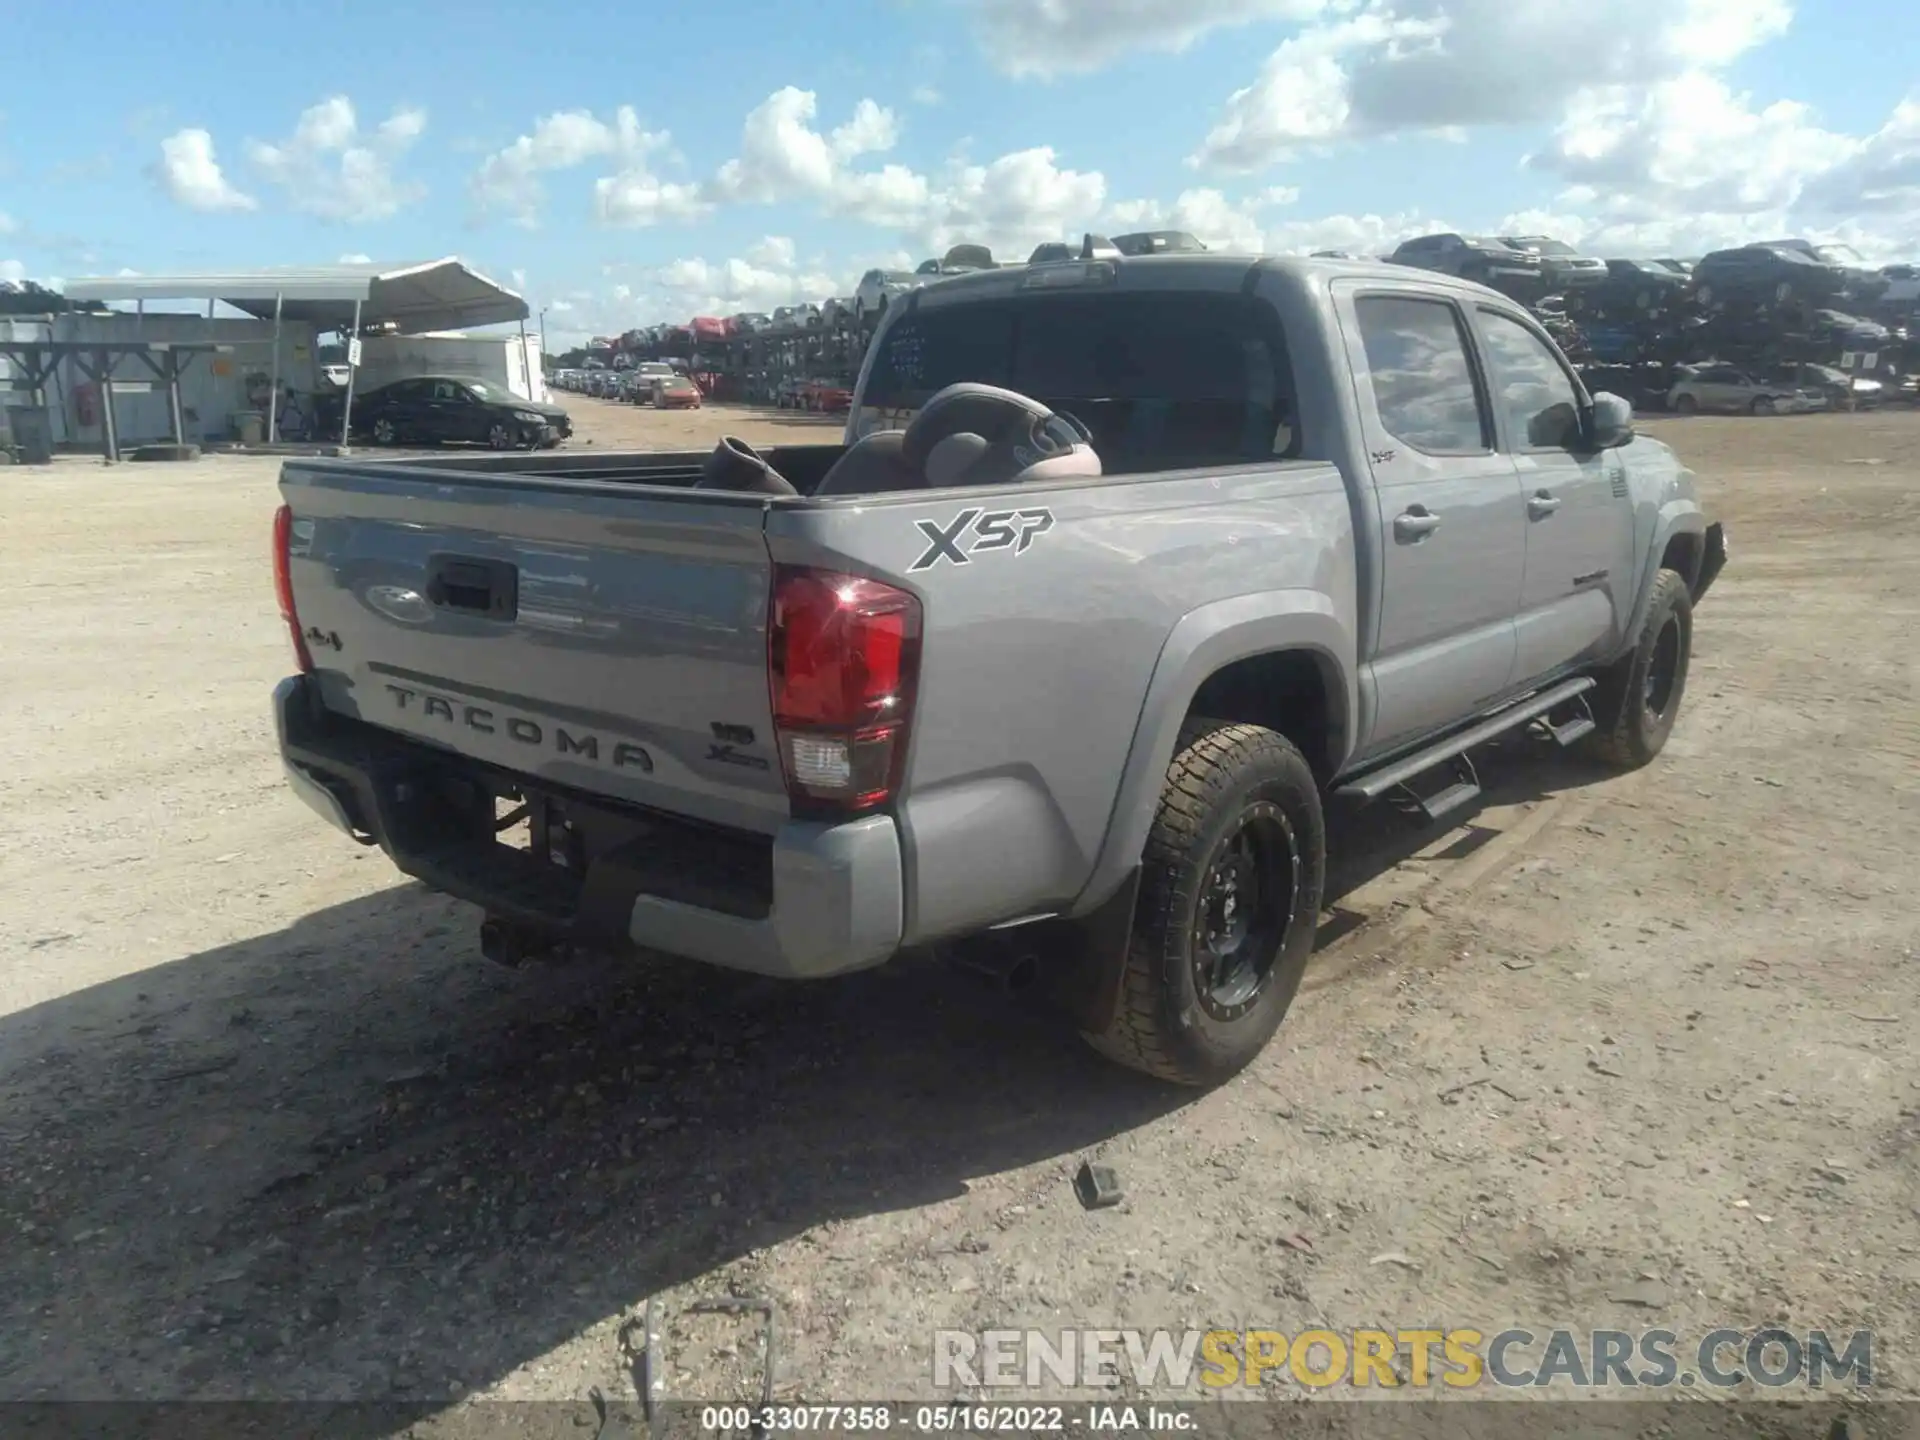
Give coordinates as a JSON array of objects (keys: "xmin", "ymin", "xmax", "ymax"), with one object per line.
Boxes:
[{"xmin": 909, "ymin": 507, "xmax": 1056, "ymax": 572}]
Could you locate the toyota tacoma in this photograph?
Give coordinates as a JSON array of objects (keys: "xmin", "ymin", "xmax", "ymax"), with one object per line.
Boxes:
[{"xmin": 271, "ymin": 253, "xmax": 1727, "ymax": 1086}]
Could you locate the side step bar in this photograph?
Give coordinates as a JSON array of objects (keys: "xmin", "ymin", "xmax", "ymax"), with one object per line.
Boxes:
[{"xmin": 1336, "ymin": 676, "xmax": 1597, "ymax": 803}]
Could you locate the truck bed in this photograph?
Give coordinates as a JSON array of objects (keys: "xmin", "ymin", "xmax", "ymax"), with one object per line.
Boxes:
[{"xmin": 361, "ymin": 443, "xmax": 851, "ymax": 494}]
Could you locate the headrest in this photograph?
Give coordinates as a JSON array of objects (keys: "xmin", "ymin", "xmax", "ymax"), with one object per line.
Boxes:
[
  {"xmin": 696, "ymin": 436, "xmax": 797, "ymax": 496},
  {"xmin": 813, "ymin": 429, "xmax": 921, "ymax": 496},
  {"xmin": 902, "ymin": 383, "xmax": 1103, "ymax": 489}
]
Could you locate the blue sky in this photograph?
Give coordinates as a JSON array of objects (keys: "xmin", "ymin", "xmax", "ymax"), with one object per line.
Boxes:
[{"xmin": 2, "ymin": 0, "xmax": 1914, "ymax": 347}]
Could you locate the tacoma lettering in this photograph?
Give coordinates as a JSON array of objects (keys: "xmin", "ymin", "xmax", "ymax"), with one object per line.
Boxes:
[
  {"xmin": 381, "ymin": 686, "xmax": 649, "ymax": 770},
  {"xmin": 555, "ymin": 728, "xmax": 599, "ymax": 760}
]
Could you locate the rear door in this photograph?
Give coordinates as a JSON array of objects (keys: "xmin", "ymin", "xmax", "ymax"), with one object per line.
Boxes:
[
  {"xmin": 281, "ymin": 466, "xmax": 791, "ymax": 834},
  {"xmin": 1693, "ymin": 365, "xmax": 1741, "ymax": 411},
  {"xmin": 425, "ymin": 379, "xmax": 481, "ymax": 442},
  {"xmin": 1471, "ymin": 303, "xmax": 1633, "ymax": 680},
  {"xmin": 367, "ymin": 379, "xmax": 418, "ymax": 435},
  {"xmin": 1333, "ymin": 285, "xmax": 1526, "ymax": 755}
]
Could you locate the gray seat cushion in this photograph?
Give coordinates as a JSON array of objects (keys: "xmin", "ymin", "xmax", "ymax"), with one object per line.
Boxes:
[{"xmin": 813, "ymin": 430, "xmax": 922, "ymax": 495}]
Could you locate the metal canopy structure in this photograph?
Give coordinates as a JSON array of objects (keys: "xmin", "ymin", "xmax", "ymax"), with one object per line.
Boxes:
[
  {"xmin": 60, "ymin": 259, "xmax": 531, "ymax": 446},
  {"xmin": 61, "ymin": 258, "xmax": 530, "ymax": 333},
  {"xmin": 0, "ymin": 340, "xmax": 226, "ymax": 463}
]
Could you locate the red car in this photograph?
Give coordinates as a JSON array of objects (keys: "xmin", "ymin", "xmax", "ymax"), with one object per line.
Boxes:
[
  {"xmin": 802, "ymin": 377, "xmax": 853, "ymax": 413},
  {"xmin": 657, "ymin": 376, "xmax": 703, "ymax": 410}
]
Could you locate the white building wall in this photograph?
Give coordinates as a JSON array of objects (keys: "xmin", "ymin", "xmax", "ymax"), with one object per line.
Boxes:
[{"xmin": 3, "ymin": 312, "xmax": 319, "ymax": 446}]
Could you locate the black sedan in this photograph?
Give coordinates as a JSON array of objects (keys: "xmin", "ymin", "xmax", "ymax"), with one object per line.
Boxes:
[
  {"xmin": 352, "ymin": 376, "xmax": 572, "ymax": 449},
  {"xmin": 1568, "ymin": 258, "xmax": 1694, "ymax": 315},
  {"xmin": 1689, "ymin": 245, "xmax": 1849, "ymax": 308}
]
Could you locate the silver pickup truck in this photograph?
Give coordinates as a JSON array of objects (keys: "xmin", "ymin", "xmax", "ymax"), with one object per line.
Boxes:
[{"xmin": 271, "ymin": 253, "xmax": 1726, "ymax": 1086}]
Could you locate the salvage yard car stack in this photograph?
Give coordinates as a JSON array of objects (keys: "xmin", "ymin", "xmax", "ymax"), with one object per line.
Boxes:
[{"xmin": 561, "ymin": 231, "xmax": 1916, "ymax": 422}]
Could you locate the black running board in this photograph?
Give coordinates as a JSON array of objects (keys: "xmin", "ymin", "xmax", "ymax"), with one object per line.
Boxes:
[{"xmin": 1337, "ymin": 677, "xmax": 1597, "ymax": 803}]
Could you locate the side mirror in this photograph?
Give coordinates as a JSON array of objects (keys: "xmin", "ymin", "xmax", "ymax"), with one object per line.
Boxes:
[{"xmin": 1585, "ymin": 391, "xmax": 1635, "ymax": 449}]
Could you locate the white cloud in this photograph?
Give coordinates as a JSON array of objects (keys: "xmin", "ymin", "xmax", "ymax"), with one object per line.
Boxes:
[
  {"xmin": 912, "ymin": 148, "xmax": 1108, "ymax": 256},
  {"xmin": 1192, "ymin": 0, "xmax": 1792, "ymax": 172},
  {"xmin": 153, "ymin": 128, "xmax": 257, "ymax": 212},
  {"xmin": 709, "ymin": 89, "xmax": 900, "ymax": 204},
  {"xmin": 338, "ymin": 252, "xmax": 372, "ymax": 264},
  {"xmin": 595, "ymin": 169, "xmax": 711, "ymax": 228},
  {"xmin": 1528, "ymin": 74, "xmax": 1852, "ymax": 219},
  {"xmin": 0, "ymin": 212, "xmax": 17, "ymax": 236},
  {"xmin": 0, "ymin": 259, "xmax": 25, "ymax": 285},
  {"xmin": 746, "ymin": 235, "xmax": 798, "ymax": 268},
  {"xmin": 1261, "ymin": 208, "xmax": 1452, "ymax": 256},
  {"xmin": 911, "ymin": 86, "xmax": 943, "ymax": 107},
  {"xmin": 964, "ymin": 0, "xmax": 1331, "ymax": 78},
  {"xmin": 1103, "ymin": 185, "xmax": 1299, "ymax": 251},
  {"xmin": 1807, "ymin": 96, "xmax": 1920, "ymax": 218},
  {"xmin": 1525, "ymin": 81, "xmax": 1920, "ymax": 260},
  {"xmin": 694, "ymin": 87, "xmax": 1102, "ymax": 258},
  {"xmin": 246, "ymin": 96, "xmax": 428, "ymax": 222},
  {"xmin": 474, "ymin": 106, "xmax": 668, "ymax": 225}
]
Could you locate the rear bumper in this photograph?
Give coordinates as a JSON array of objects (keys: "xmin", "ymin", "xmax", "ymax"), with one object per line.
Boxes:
[{"xmin": 273, "ymin": 675, "xmax": 903, "ymax": 978}]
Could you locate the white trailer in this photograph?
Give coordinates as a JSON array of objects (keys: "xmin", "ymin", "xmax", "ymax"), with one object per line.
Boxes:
[{"xmin": 351, "ymin": 330, "xmax": 548, "ymax": 405}]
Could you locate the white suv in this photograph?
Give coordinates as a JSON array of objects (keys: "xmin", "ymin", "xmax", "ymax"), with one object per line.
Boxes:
[{"xmin": 852, "ymin": 268, "xmax": 921, "ymax": 326}]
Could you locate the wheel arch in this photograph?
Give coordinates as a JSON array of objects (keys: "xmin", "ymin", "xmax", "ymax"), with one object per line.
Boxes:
[
  {"xmin": 1624, "ymin": 502, "xmax": 1706, "ymax": 646},
  {"xmin": 1069, "ymin": 591, "xmax": 1356, "ymax": 919}
]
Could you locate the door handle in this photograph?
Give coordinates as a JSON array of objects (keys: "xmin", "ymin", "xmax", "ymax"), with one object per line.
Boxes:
[
  {"xmin": 1393, "ymin": 506, "xmax": 1441, "ymax": 542},
  {"xmin": 1528, "ymin": 491, "xmax": 1562, "ymax": 519}
]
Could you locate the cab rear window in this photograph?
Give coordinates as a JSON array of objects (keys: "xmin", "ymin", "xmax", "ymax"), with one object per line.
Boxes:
[{"xmin": 859, "ymin": 292, "xmax": 1300, "ymax": 473}]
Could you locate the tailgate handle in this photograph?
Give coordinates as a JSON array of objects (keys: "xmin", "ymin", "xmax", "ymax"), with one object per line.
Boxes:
[{"xmin": 426, "ymin": 555, "xmax": 518, "ymax": 620}]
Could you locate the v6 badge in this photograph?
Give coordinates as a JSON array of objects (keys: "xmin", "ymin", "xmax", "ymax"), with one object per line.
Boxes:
[{"xmin": 909, "ymin": 507, "xmax": 1055, "ymax": 572}]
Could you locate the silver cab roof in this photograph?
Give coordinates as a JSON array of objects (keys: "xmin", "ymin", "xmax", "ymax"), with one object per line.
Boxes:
[{"xmin": 902, "ymin": 251, "xmax": 1526, "ymax": 310}]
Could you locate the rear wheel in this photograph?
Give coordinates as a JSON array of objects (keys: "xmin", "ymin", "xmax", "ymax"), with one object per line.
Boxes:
[
  {"xmin": 1082, "ymin": 721, "xmax": 1325, "ymax": 1087},
  {"xmin": 371, "ymin": 417, "xmax": 397, "ymax": 445},
  {"xmin": 1587, "ymin": 568, "xmax": 1693, "ymax": 769}
]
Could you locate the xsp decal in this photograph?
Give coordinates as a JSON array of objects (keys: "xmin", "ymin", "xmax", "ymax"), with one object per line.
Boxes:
[{"xmin": 909, "ymin": 507, "xmax": 1056, "ymax": 571}]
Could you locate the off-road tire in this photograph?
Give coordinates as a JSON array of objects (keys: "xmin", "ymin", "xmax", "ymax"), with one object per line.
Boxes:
[
  {"xmin": 1587, "ymin": 567, "xmax": 1693, "ymax": 769},
  {"xmin": 1082, "ymin": 720, "xmax": 1325, "ymax": 1087}
]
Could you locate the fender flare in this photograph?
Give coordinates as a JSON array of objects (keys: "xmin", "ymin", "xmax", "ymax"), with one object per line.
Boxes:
[
  {"xmin": 1625, "ymin": 500, "xmax": 1706, "ymax": 643},
  {"xmin": 1068, "ymin": 589, "xmax": 1356, "ymax": 917}
]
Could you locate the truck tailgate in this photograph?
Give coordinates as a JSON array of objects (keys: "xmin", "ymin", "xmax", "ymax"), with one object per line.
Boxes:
[{"xmin": 279, "ymin": 462, "xmax": 788, "ymax": 834}]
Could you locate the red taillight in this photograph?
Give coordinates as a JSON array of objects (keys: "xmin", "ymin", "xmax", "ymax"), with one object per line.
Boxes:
[
  {"xmin": 273, "ymin": 503, "xmax": 314, "ymax": 673},
  {"xmin": 768, "ymin": 566, "xmax": 922, "ymax": 812}
]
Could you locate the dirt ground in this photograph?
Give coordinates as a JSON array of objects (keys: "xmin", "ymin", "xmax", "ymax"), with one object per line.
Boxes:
[{"xmin": 2, "ymin": 395, "xmax": 1917, "ymax": 1425}]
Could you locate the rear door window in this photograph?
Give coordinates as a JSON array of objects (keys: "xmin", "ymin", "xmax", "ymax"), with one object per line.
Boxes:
[
  {"xmin": 858, "ymin": 291, "xmax": 1298, "ymax": 471},
  {"xmin": 1353, "ymin": 294, "xmax": 1489, "ymax": 454}
]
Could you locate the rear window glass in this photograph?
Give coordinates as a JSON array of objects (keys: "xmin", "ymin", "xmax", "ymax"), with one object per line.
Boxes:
[{"xmin": 859, "ymin": 292, "xmax": 1299, "ymax": 472}]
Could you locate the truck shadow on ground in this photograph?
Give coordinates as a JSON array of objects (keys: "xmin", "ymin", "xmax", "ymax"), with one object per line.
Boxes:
[{"xmin": 0, "ymin": 728, "xmax": 1611, "ymax": 1411}]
